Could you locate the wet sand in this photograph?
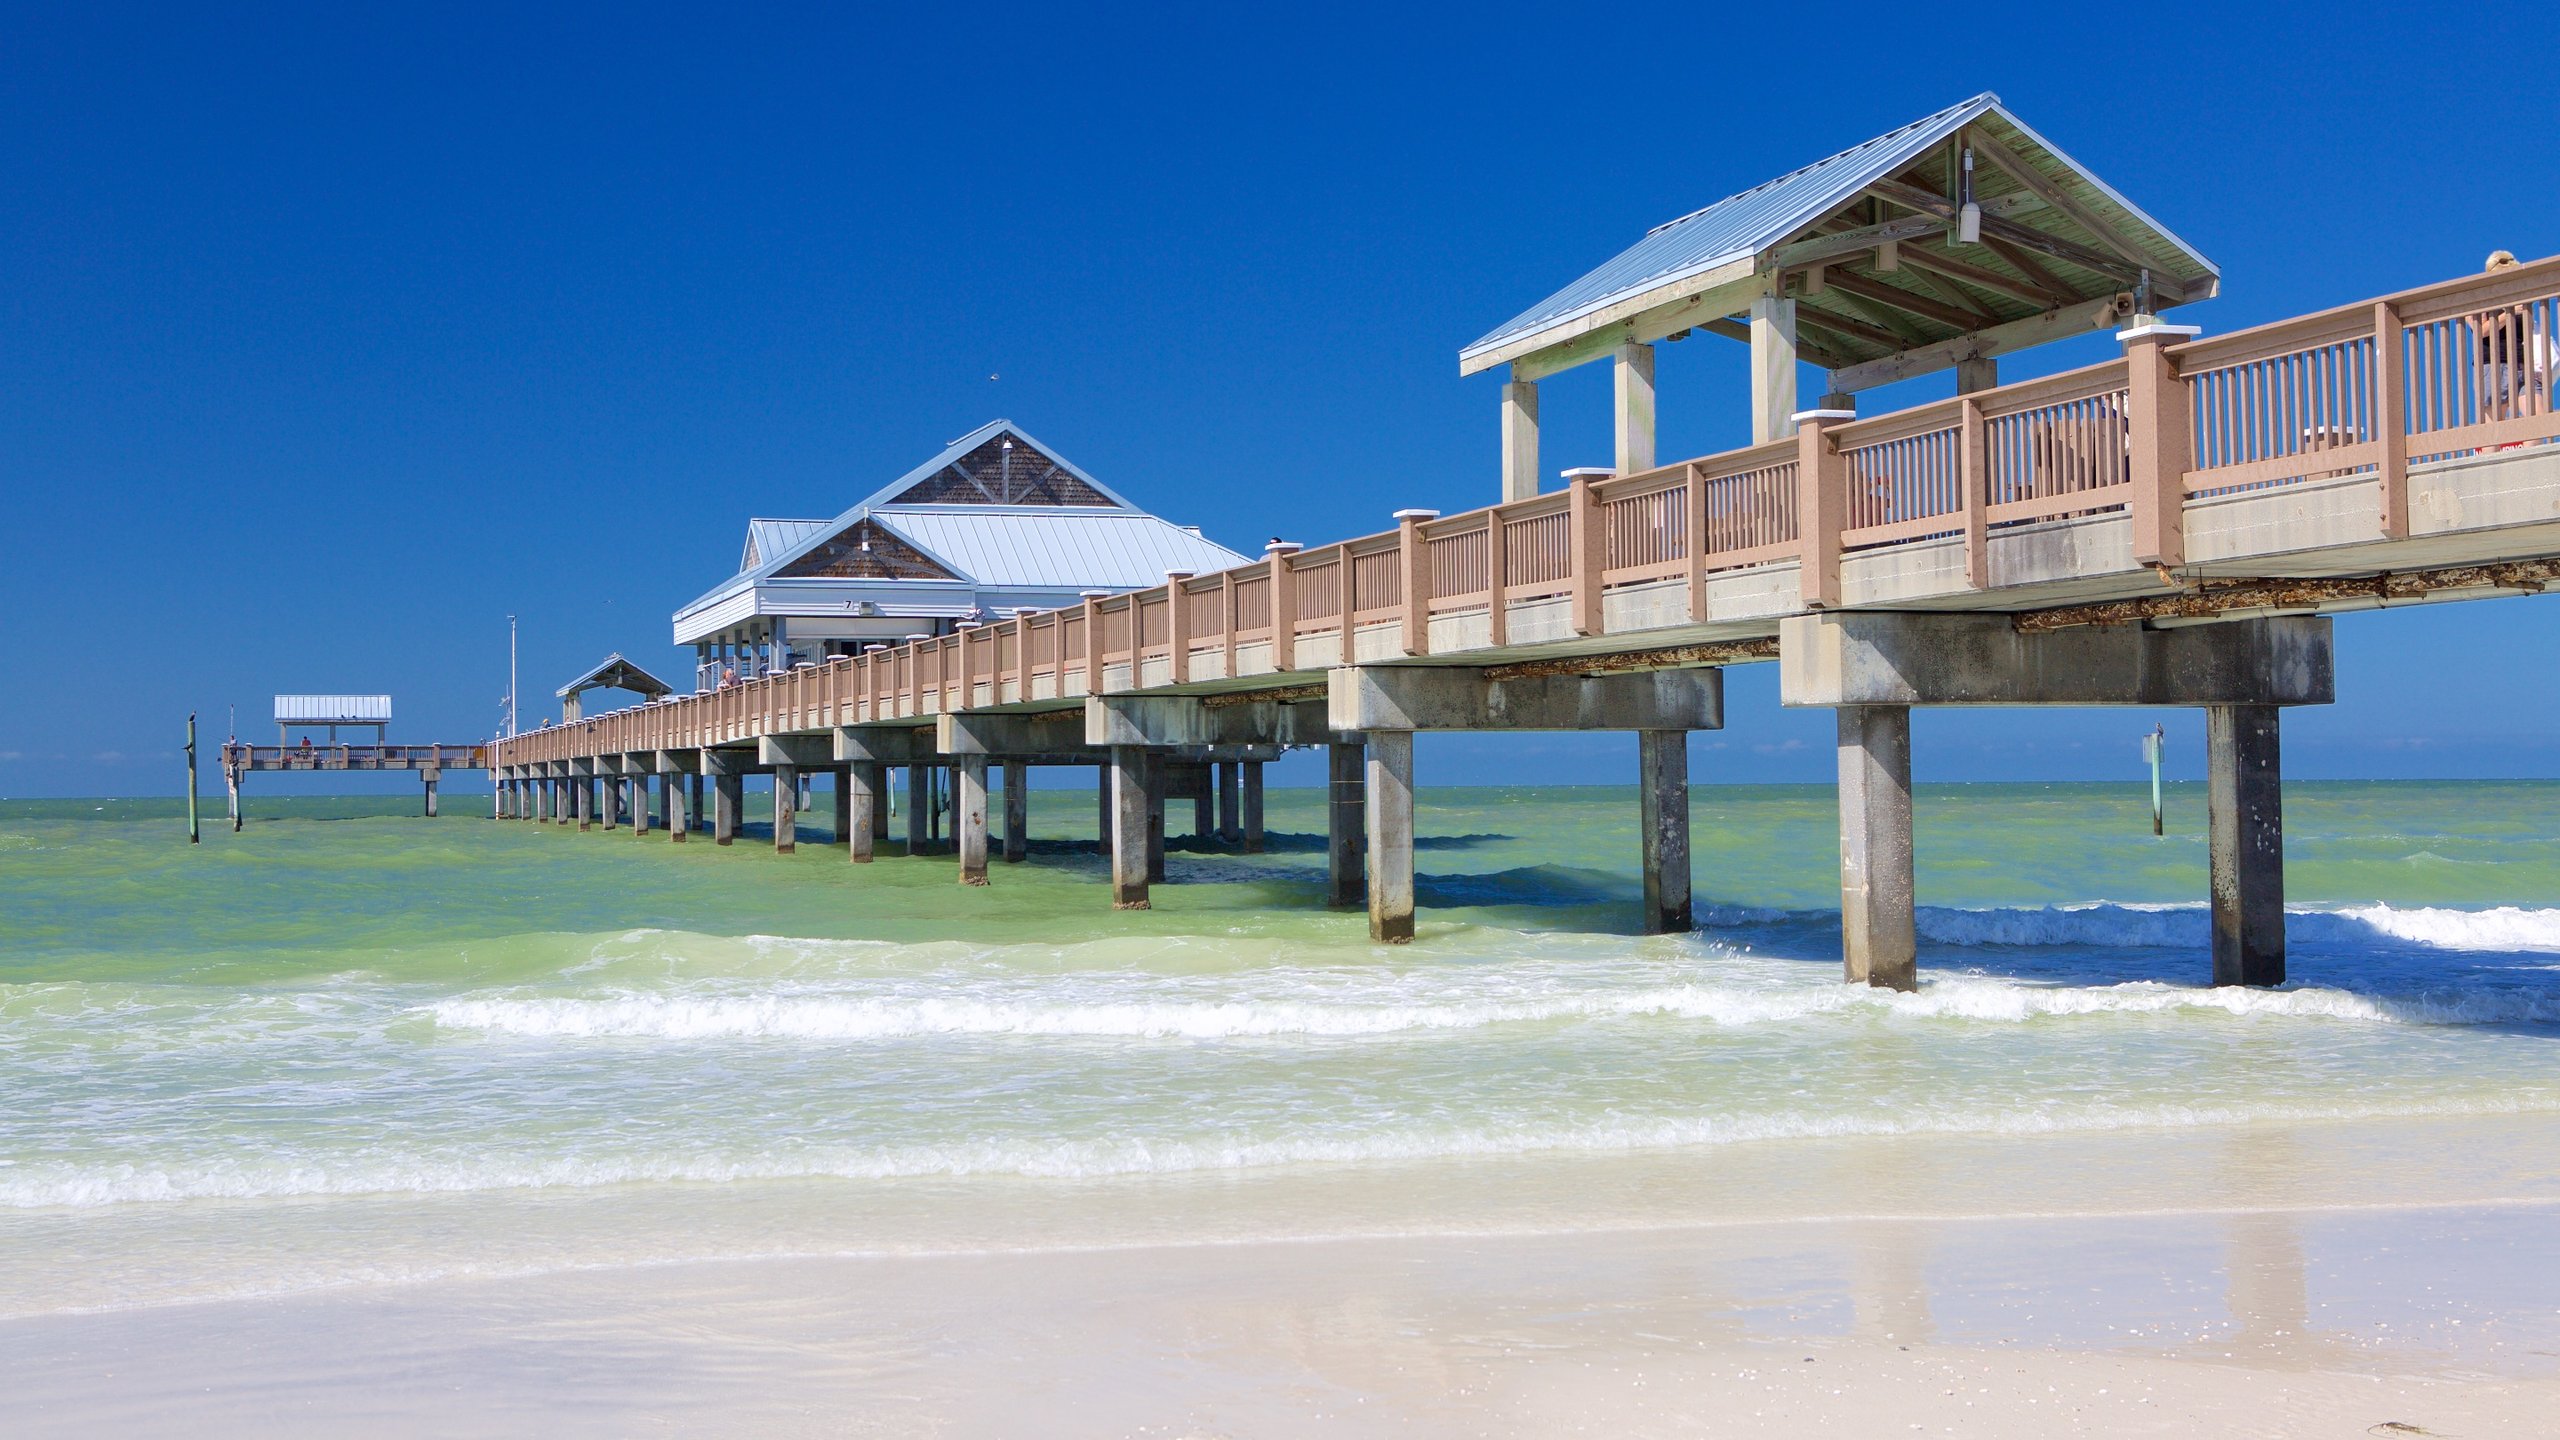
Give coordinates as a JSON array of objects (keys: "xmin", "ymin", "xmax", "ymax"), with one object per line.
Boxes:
[{"xmin": 8, "ymin": 1198, "xmax": 2554, "ymax": 1437}]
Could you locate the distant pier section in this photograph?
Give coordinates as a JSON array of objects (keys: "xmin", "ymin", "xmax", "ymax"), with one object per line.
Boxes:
[{"xmin": 220, "ymin": 695, "xmax": 489, "ymax": 825}]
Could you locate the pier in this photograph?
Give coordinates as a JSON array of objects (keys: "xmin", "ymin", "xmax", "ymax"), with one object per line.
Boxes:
[
  {"xmin": 221, "ymin": 742, "xmax": 492, "ymax": 826},
  {"xmin": 491, "ymin": 253, "xmax": 2560, "ymax": 989}
]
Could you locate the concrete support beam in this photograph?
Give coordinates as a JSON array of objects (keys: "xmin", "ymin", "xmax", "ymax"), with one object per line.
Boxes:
[
  {"xmin": 1780, "ymin": 613, "xmax": 2334, "ymax": 708},
  {"xmin": 1501, "ymin": 374, "xmax": 1540, "ymax": 503},
  {"xmin": 940, "ymin": 710, "xmax": 1098, "ymax": 761},
  {"xmin": 1192, "ymin": 784, "xmax": 1213, "ymax": 840},
  {"xmin": 666, "ymin": 770, "xmax": 689, "ymax": 842},
  {"xmin": 1750, "ymin": 294, "xmax": 1800, "ymax": 445},
  {"xmin": 759, "ymin": 734, "xmax": 833, "ymax": 770},
  {"xmin": 1109, "ymin": 747, "xmax": 1152, "ymax": 909},
  {"xmin": 1217, "ymin": 761, "xmax": 1241, "ymax": 844},
  {"xmin": 631, "ymin": 773, "xmax": 652, "ymax": 836},
  {"xmin": 847, "ymin": 763, "xmax": 878, "ymax": 863},
  {"xmin": 688, "ymin": 775, "xmax": 704, "ymax": 832},
  {"xmin": 956, "ymin": 755, "xmax": 990, "ymax": 885},
  {"xmin": 1146, "ymin": 756, "xmax": 1167, "ymax": 883},
  {"xmin": 1242, "ymin": 761, "xmax": 1265, "ymax": 854},
  {"xmin": 2209, "ymin": 705, "xmax": 2286, "ymax": 988},
  {"xmin": 598, "ymin": 771, "xmax": 619, "ymax": 831},
  {"xmin": 713, "ymin": 774, "xmax": 741, "ymax": 845},
  {"xmin": 1637, "ymin": 731, "xmax": 1691, "ymax": 934},
  {"xmin": 1086, "ymin": 695, "xmax": 1334, "ymax": 749},
  {"xmin": 422, "ymin": 770, "xmax": 440, "ymax": 819},
  {"xmin": 834, "ymin": 725, "xmax": 937, "ymax": 767},
  {"xmin": 1095, "ymin": 764, "xmax": 1112, "ymax": 857},
  {"xmin": 1002, "ymin": 760, "xmax": 1027, "ymax": 863},
  {"xmin": 1327, "ymin": 742, "xmax": 1365, "ymax": 908},
  {"xmin": 1614, "ymin": 340, "xmax": 1656, "ymax": 474},
  {"xmin": 1837, "ymin": 706, "xmax": 1917, "ymax": 992},
  {"xmin": 829, "ymin": 766, "xmax": 850, "ymax": 848},
  {"xmin": 906, "ymin": 764, "xmax": 930, "ymax": 854},
  {"xmin": 1330, "ymin": 666, "xmax": 1723, "ymax": 733},
  {"xmin": 1365, "ymin": 731, "xmax": 1416, "ymax": 943},
  {"xmin": 771, "ymin": 764, "xmax": 798, "ymax": 853}
]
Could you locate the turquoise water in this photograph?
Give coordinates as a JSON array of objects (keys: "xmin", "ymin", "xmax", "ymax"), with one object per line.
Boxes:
[{"xmin": 4, "ymin": 782, "xmax": 2560, "ymax": 1307}]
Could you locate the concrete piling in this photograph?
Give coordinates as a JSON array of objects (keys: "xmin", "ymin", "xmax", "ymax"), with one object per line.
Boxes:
[
  {"xmin": 1217, "ymin": 762, "xmax": 1241, "ymax": 844},
  {"xmin": 1146, "ymin": 755, "xmax": 1168, "ymax": 883},
  {"xmin": 1002, "ymin": 760, "xmax": 1027, "ymax": 863},
  {"xmin": 956, "ymin": 755, "xmax": 990, "ymax": 885},
  {"xmin": 713, "ymin": 773, "xmax": 741, "ymax": 845},
  {"xmin": 1835, "ymin": 705, "xmax": 1918, "ymax": 992},
  {"xmin": 422, "ymin": 768, "xmax": 439, "ymax": 819},
  {"xmin": 1364, "ymin": 731, "xmax": 1415, "ymax": 943},
  {"xmin": 1242, "ymin": 760, "xmax": 1265, "ymax": 853},
  {"xmin": 772, "ymin": 764, "xmax": 798, "ymax": 854},
  {"xmin": 906, "ymin": 764, "xmax": 930, "ymax": 855},
  {"xmin": 1327, "ymin": 741, "xmax": 1365, "ymax": 908},
  {"xmin": 631, "ymin": 771, "xmax": 652, "ymax": 836},
  {"xmin": 2208, "ymin": 704, "xmax": 2286, "ymax": 987},
  {"xmin": 1109, "ymin": 747, "xmax": 1152, "ymax": 909},
  {"xmin": 1637, "ymin": 730, "xmax": 1691, "ymax": 934},
  {"xmin": 847, "ymin": 763, "xmax": 878, "ymax": 863}
]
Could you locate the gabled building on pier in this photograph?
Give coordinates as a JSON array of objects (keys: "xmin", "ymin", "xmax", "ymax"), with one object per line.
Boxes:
[{"xmin": 674, "ymin": 420, "xmax": 1249, "ymax": 689}]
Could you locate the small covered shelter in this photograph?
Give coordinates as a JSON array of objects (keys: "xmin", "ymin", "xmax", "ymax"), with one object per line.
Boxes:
[
  {"xmin": 275, "ymin": 694, "xmax": 390, "ymax": 745},
  {"xmin": 556, "ymin": 653, "xmax": 673, "ymax": 722},
  {"xmin": 1460, "ymin": 92, "xmax": 2219, "ymax": 498}
]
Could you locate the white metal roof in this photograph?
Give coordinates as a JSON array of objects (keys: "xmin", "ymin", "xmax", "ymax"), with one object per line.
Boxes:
[
  {"xmin": 275, "ymin": 695, "xmax": 391, "ymax": 723},
  {"xmin": 1460, "ymin": 92, "xmax": 2218, "ymax": 372},
  {"xmin": 873, "ymin": 509, "xmax": 1247, "ymax": 590}
]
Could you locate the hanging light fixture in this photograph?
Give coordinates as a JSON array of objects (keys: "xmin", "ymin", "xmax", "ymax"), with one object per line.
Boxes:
[{"xmin": 1956, "ymin": 146, "xmax": 1982, "ymax": 244}]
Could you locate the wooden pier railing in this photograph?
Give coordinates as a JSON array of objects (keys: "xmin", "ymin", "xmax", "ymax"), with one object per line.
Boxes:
[{"xmin": 495, "ymin": 257, "xmax": 2560, "ymax": 768}]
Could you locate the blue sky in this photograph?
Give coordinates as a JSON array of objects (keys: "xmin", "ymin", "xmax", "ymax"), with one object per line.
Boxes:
[{"xmin": 5, "ymin": 4, "xmax": 2558, "ymax": 796}]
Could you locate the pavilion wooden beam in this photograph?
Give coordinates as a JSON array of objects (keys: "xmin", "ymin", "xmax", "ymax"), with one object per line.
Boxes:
[
  {"xmin": 1697, "ymin": 317, "xmax": 1856, "ymax": 371},
  {"xmin": 1961, "ymin": 126, "xmax": 2172, "ymax": 280},
  {"xmin": 1824, "ymin": 295, "xmax": 2130, "ymax": 394},
  {"xmin": 1897, "ymin": 243, "xmax": 2070, "ymax": 310},
  {"xmin": 1867, "ymin": 178, "xmax": 2170, "ymax": 299},
  {"xmin": 1831, "ymin": 287, "xmax": 1930, "ymax": 346},
  {"xmin": 1820, "ymin": 270, "xmax": 1988, "ymax": 333},
  {"xmin": 1901, "ymin": 260, "xmax": 2002, "ymax": 324},
  {"xmin": 1981, "ymin": 235, "xmax": 2085, "ymax": 307},
  {"xmin": 1795, "ymin": 303, "xmax": 1908, "ymax": 352},
  {"xmin": 1768, "ymin": 192, "xmax": 2044, "ymax": 272},
  {"xmin": 1507, "ymin": 269, "xmax": 1776, "ymax": 382}
]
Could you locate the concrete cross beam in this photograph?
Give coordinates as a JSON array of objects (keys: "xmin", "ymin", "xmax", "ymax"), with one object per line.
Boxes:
[
  {"xmin": 758, "ymin": 734, "xmax": 835, "ymax": 769},
  {"xmin": 1328, "ymin": 666, "xmax": 1725, "ymax": 732},
  {"xmin": 939, "ymin": 709, "xmax": 1099, "ymax": 759},
  {"xmin": 833, "ymin": 725, "xmax": 937, "ymax": 766},
  {"xmin": 1779, "ymin": 613, "xmax": 2335, "ymax": 708},
  {"xmin": 1086, "ymin": 695, "xmax": 1340, "ymax": 749},
  {"xmin": 699, "ymin": 748, "xmax": 757, "ymax": 778},
  {"xmin": 654, "ymin": 748, "xmax": 703, "ymax": 775}
]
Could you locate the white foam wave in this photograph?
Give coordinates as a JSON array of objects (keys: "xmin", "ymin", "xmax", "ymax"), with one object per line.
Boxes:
[
  {"xmin": 1737, "ymin": 901, "xmax": 2560, "ymax": 955},
  {"xmin": 8, "ymin": 1092, "xmax": 2544, "ymax": 1209}
]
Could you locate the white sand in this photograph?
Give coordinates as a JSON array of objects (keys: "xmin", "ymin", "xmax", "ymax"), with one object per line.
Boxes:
[{"xmin": 6, "ymin": 1201, "xmax": 2554, "ymax": 1437}]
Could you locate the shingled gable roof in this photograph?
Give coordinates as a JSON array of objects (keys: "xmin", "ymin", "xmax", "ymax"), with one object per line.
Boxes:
[{"xmin": 1459, "ymin": 92, "xmax": 2219, "ymax": 378}]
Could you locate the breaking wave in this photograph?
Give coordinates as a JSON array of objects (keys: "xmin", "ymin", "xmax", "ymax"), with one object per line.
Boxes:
[{"xmin": 1703, "ymin": 901, "xmax": 2560, "ymax": 954}]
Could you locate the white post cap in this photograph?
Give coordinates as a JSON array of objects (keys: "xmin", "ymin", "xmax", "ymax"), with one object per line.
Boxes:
[
  {"xmin": 1391, "ymin": 508, "xmax": 1442, "ymax": 521},
  {"xmin": 1790, "ymin": 409, "xmax": 1858, "ymax": 424}
]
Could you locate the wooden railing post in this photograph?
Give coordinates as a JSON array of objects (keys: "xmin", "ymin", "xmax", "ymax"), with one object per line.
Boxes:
[
  {"xmin": 1080, "ymin": 592, "xmax": 1107, "ymax": 695},
  {"xmin": 1220, "ymin": 574, "xmax": 1238, "ymax": 679},
  {"xmin": 1794, "ymin": 409, "xmax": 1854, "ymax": 608},
  {"xmin": 1681, "ymin": 463, "xmax": 1707, "ymax": 624},
  {"xmin": 1265, "ymin": 543, "xmax": 1300, "ymax": 672},
  {"xmin": 1393, "ymin": 508, "xmax": 1440, "ymax": 656},
  {"xmin": 1566, "ymin": 472, "xmax": 1606, "ymax": 637},
  {"xmin": 1011, "ymin": 609, "xmax": 1037, "ymax": 699},
  {"xmin": 1959, "ymin": 397, "xmax": 1988, "ymax": 589},
  {"xmin": 2373, "ymin": 300, "xmax": 2410, "ymax": 540},
  {"xmin": 1484, "ymin": 511, "xmax": 1509, "ymax": 647},
  {"xmin": 1164, "ymin": 573, "xmax": 1194, "ymax": 683},
  {"xmin": 2120, "ymin": 322, "xmax": 2200, "ymax": 569}
]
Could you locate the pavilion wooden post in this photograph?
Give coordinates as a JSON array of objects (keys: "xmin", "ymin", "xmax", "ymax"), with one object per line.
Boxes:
[
  {"xmin": 1794, "ymin": 409, "xmax": 1854, "ymax": 608},
  {"xmin": 1750, "ymin": 294, "xmax": 1799, "ymax": 445},
  {"xmin": 1501, "ymin": 368, "xmax": 1540, "ymax": 502},
  {"xmin": 2373, "ymin": 301, "xmax": 2410, "ymax": 540},
  {"xmin": 1265, "ymin": 543, "xmax": 1300, "ymax": 672},
  {"xmin": 1395, "ymin": 509, "xmax": 1438, "ymax": 656},
  {"xmin": 1568, "ymin": 475, "xmax": 1605, "ymax": 637},
  {"xmin": 1614, "ymin": 340, "xmax": 1656, "ymax": 474},
  {"xmin": 2122, "ymin": 321, "xmax": 2201, "ymax": 569}
]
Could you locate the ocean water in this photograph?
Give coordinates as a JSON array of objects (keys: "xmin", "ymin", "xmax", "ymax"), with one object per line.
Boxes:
[{"xmin": 5, "ymin": 780, "xmax": 2560, "ymax": 1313}]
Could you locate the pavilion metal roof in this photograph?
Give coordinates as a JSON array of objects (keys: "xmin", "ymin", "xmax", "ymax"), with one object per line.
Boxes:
[
  {"xmin": 554, "ymin": 653, "xmax": 674, "ymax": 700},
  {"xmin": 741, "ymin": 519, "xmax": 830, "ymax": 573},
  {"xmin": 1460, "ymin": 93, "xmax": 2219, "ymax": 379}
]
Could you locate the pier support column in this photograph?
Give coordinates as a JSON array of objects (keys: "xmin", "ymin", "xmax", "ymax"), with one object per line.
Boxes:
[
  {"xmin": 600, "ymin": 774, "xmax": 620, "ymax": 831},
  {"xmin": 227, "ymin": 766, "xmax": 242, "ymax": 831},
  {"xmin": 576, "ymin": 773, "xmax": 594, "ymax": 831},
  {"xmin": 1327, "ymin": 741, "xmax": 1365, "ymax": 908},
  {"xmin": 1096, "ymin": 766, "xmax": 1112, "ymax": 855},
  {"xmin": 421, "ymin": 768, "xmax": 439, "ymax": 818},
  {"xmin": 1217, "ymin": 761, "xmax": 1241, "ymax": 844},
  {"xmin": 830, "ymin": 767, "xmax": 850, "ymax": 849},
  {"xmin": 713, "ymin": 774, "xmax": 741, "ymax": 845},
  {"xmin": 1836, "ymin": 705, "xmax": 1917, "ymax": 992},
  {"xmin": 1242, "ymin": 760, "xmax": 1265, "ymax": 853},
  {"xmin": 1637, "ymin": 730, "xmax": 1691, "ymax": 934},
  {"xmin": 688, "ymin": 775, "xmax": 704, "ymax": 832},
  {"xmin": 2208, "ymin": 704, "xmax": 2286, "ymax": 988},
  {"xmin": 772, "ymin": 765, "xmax": 798, "ymax": 854},
  {"xmin": 906, "ymin": 764, "xmax": 930, "ymax": 855},
  {"xmin": 631, "ymin": 773, "xmax": 652, "ymax": 836},
  {"xmin": 847, "ymin": 763, "xmax": 877, "ymax": 863},
  {"xmin": 1365, "ymin": 731, "xmax": 1415, "ymax": 943},
  {"xmin": 956, "ymin": 756, "xmax": 990, "ymax": 885},
  {"xmin": 871, "ymin": 771, "xmax": 891, "ymax": 840},
  {"xmin": 666, "ymin": 771, "xmax": 688, "ymax": 843},
  {"xmin": 1002, "ymin": 760, "xmax": 1027, "ymax": 863},
  {"xmin": 1191, "ymin": 779, "xmax": 1213, "ymax": 841},
  {"xmin": 1147, "ymin": 757, "xmax": 1168, "ymax": 882},
  {"xmin": 1109, "ymin": 747, "xmax": 1153, "ymax": 909}
]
